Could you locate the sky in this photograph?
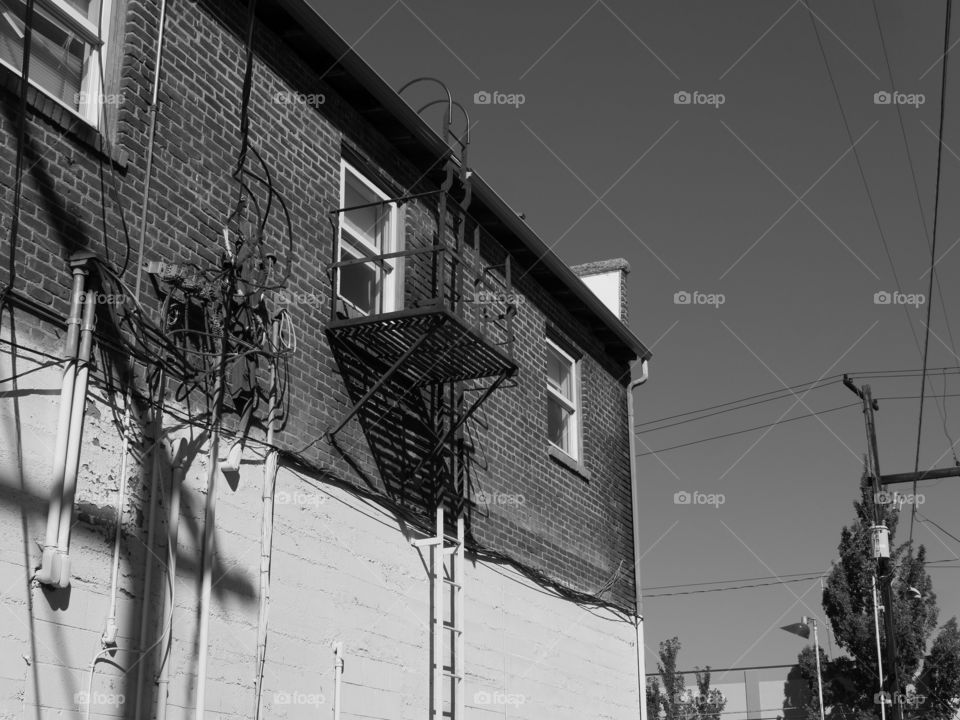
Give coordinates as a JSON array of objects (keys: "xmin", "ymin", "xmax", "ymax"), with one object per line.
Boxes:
[{"xmin": 309, "ymin": 0, "xmax": 960, "ymax": 682}]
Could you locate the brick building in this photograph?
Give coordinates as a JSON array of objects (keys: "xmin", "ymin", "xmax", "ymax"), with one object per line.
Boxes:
[{"xmin": 0, "ymin": 0, "xmax": 653, "ymax": 716}]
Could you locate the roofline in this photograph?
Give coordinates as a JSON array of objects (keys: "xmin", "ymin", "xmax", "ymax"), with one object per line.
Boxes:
[{"xmin": 265, "ymin": 0, "xmax": 651, "ymax": 363}]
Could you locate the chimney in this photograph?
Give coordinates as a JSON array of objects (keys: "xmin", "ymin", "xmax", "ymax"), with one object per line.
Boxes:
[{"xmin": 571, "ymin": 258, "xmax": 631, "ymax": 323}]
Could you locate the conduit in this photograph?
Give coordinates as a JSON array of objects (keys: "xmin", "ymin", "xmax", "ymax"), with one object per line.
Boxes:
[
  {"xmin": 627, "ymin": 359, "xmax": 650, "ymax": 720},
  {"xmin": 104, "ymin": 402, "xmax": 132, "ymax": 644},
  {"xmin": 53, "ymin": 285, "xmax": 97, "ymax": 587},
  {"xmin": 133, "ymin": 360, "xmax": 167, "ymax": 720},
  {"xmin": 333, "ymin": 641, "xmax": 343, "ymax": 720},
  {"xmin": 36, "ymin": 260, "xmax": 88, "ymax": 585},
  {"xmin": 196, "ymin": 329, "xmax": 228, "ymax": 720},
  {"xmin": 155, "ymin": 436, "xmax": 187, "ymax": 720},
  {"xmin": 253, "ymin": 318, "xmax": 281, "ymax": 720}
]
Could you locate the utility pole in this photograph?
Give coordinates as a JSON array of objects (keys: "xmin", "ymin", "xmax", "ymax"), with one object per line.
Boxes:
[{"xmin": 843, "ymin": 376, "xmax": 902, "ymax": 720}]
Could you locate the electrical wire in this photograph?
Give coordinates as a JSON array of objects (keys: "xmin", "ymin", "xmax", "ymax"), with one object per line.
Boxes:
[
  {"xmin": 644, "ymin": 574, "xmax": 826, "ymax": 598},
  {"xmin": 1, "ymin": 0, "xmax": 35, "ymax": 309},
  {"xmin": 911, "ymin": 0, "xmax": 954, "ymax": 546},
  {"xmin": 636, "ymin": 402, "xmax": 860, "ymax": 457}
]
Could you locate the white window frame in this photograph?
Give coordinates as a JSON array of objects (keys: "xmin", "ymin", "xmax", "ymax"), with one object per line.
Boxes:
[
  {"xmin": 336, "ymin": 159, "xmax": 401, "ymax": 316},
  {"xmin": 546, "ymin": 338, "xmax": 581, "ymax": 461},
  {"xmin": 0, "ymin": 0, "xmax": 111, "ymax": 126}
]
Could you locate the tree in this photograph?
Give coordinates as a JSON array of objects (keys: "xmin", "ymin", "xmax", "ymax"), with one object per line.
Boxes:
[
  {"xmin": 646, "ymin": 636, "xmax": 727, "ymax": 720},
  {"xmin": 790, "ymin": 480, "xmax": 960, "ymax": 720}
]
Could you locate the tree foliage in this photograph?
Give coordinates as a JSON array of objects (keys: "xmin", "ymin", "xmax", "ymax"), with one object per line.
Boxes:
[
  {"xmin": 791, "ymin": 481, "xmax": 960, "ymax": 720},
  {"xmin": 647, "ymin": 636, "xmax": 727, "ymax": 720}
]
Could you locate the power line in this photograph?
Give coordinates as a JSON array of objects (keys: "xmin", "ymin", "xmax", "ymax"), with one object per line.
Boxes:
[
  {"xmin": 637, "ymin": 403, "xmax": 860, "ymax": 456},
  {"xmin": 635, "ymin": 368, "xmax": 960, "ymax": 432},
  {"xmin": 645, "ymin": 575, "xmax": 826, "ymax": 598},
  {"xmin": 642, "ymin": 570, "xmax": 826, "ymax": 592},
  {"xmin": 911, "ymin": 0, "xmax": 955, "ymax": 546}
]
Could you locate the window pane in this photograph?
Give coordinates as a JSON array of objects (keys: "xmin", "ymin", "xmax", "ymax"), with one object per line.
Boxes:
[
  {"xmin": 547, "ymin": 395, "xmax": 569, "ymax": 451},
  {"xmin": 0, "ymin": 0, "xmax": 86, "ymax": 110},
  {"xmin": 339, "ymin": 259, "xmax": 378, "ymax": 314},
  {"xmin": 547, "ymin": 346, "xmax": 571, "ymax": 398},
  {"xmin": 343, "ymin": 174, "xmax": 385, "ymax": 250}
]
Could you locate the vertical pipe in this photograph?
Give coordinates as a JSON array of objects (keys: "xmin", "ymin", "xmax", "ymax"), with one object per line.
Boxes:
[
  {"xmin": 627, "ymin": 360, "xmax": 650, "ymax": 720},
  {"xmin": 196, "ymin": 328, "xmax": 227, "ymax": 720},
  {"xmin": 36, "ymin": 264, "xmax": 86, "ymax": 584},
  {"xmin": 872, "ymin": 574, "xmax": 886, "ymax": 720},
  {"xmin": 333, "ymin": 641, "xmax": 343, "ymax": 720},
  {"xmin": 253, "ymin": 319, "xmax": 280, "ymax": 720},
  {"xmin": 134, "ymin": 364, "xmax": 166, "ymax": 720},
  {"xmin": 454, "ymin": 514, "xmax": 464, "ymax": 720},
  {"xmin": 155, "ymin": 437, "xmax": 186, "ymax": 720},
  {"xmin": 103, "ymin": 402, "xmax": 132, "ymax": 643},
  {"xmin": 812, "ymin": 620, "xmax": 825, "ymax": 720},
  {"xmin": 432, "ymin": 505, "xmax": 442, "ymax": 720},
  {"xmin": 54, "ymin": 287, "xmax": 97, "ymax": 587}
]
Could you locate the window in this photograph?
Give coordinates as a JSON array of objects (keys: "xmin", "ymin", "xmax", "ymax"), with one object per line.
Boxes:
[
  {"xmin": 0, "ymin": 0, "xmax": 111, "ymax": 125},
  {"xmin": 546, "ymin": 338, "xmax": 580, "ymax": 460},
  {"xmin": 337, "ymin": 160, "xmax": 401, "ymax": 316}
]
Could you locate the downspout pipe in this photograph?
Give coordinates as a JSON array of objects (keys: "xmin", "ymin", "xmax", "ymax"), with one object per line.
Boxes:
[
  {"xmin": 627, "ymin": 359, "xmax": 650, "ymax": 720},
  {"xmin": 253, "ymin": 318, "xmax": 281, "ymax": 720},
  {"xmin": 54, "ymin": 285, "xmax": 98, "ymax": 588},
  {"xmin": 155, "ymin": 437, "xmax": 187, "ymax": 720},
  {"xmin": 35, "ymin": 260, "xmax": 88, "ymax": 585}
]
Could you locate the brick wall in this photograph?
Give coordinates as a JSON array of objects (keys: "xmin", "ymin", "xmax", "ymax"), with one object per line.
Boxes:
[{"xmin": 0, "ymin": 0, "xmax": 644, "ymax": 713}]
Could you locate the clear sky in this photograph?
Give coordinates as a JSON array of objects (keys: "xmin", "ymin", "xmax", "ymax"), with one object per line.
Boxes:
[{"xmin": 309, "ymin": 0, "xmax": 960, "ymax": 680}]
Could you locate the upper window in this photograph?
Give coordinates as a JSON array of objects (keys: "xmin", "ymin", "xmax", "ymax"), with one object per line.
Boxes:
[
  {"xmin": 546, "ymin": 338, "xmax": 580, "ymax": 460},
  {"xmin": 0, "ymin": 0, "xmax": 111, "ymax": 125},
  {"xmin": 337, "ymin": 160, "xmax": 400, "ymax": 316}
]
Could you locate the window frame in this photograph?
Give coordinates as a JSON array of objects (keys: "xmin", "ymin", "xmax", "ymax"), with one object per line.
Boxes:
[
  {"xmin": 336, "ymin": 159, "xmax": 402, "ymax": 316},
  {"xmin": 0, "ymin": 0, "xmax": 112, "ymax": 126},
  {"xmin": 545, "ymin": 337, "xmax": 581, "ymax": 462}
]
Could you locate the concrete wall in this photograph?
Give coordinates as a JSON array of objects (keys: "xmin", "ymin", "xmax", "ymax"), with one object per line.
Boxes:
[{"xmin": 0, "ymin": 337, "xmax": 641, "ymax": 719}]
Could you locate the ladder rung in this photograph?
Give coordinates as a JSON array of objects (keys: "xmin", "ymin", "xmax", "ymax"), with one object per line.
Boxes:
[
  {"xmin": 442, "ymin": 671, "xmax": 464, "ymax": 679},
  {"xmin": 442, "ymin": 578, "xmax": 461, "ymax": 587},
  {"xmin": 442, "ymin": 622, "xmax": 464, "ymax": 633}
]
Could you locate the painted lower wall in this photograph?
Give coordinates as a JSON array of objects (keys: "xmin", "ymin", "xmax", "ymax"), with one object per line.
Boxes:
[{"xmin": 0, "ymin": 333, "xmax": 641, "ymax": 720}]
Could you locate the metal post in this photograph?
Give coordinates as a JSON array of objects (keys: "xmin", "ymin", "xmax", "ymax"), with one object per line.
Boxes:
[
  {"xmin": 811, "ymin": 619, "xmax": 825, "ymax": 720},
  {"xmin": 873, "ymin": 574, "xmax": 886, "ymax": 720}
]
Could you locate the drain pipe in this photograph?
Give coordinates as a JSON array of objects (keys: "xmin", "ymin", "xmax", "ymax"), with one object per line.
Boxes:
[
  {"xmin": 332, "ymin": 641, "xmax": 344, "ymax": 720},
  {"xmin": 627, "ymin": 359, "xmax": 650, "ymax": 720},
  {"xmin": 196, "ymin": 328, "xmax": 228, "ymax": 720},
  {"xmin": 35, "ymin": 260, "xmax": 88, "ymax": 585},
  {"xmin": 53, "ymin": 286, "xmax": 97, "ymax": 587},
  {"xmin": 155, "ymin": 436, "xmax": 187, "ymax": 720},
  {"xmin": 253, "ymin": 318, "xmax": 281, "ymax": 720}
]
